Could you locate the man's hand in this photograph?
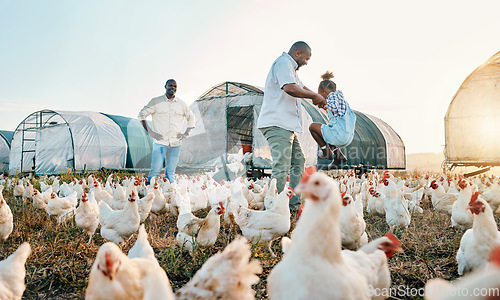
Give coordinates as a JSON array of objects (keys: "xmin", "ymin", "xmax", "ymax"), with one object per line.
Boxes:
[
  {"xmin": 177, "ymin": 133, "xmax": 188, "ymax": 140},
  {"xmin": 150, "ymin": 132, "xmax": 163, "ymax": 140},
  {"xmin": 312, "ymin": 94, "xmax": 326, "ymax": 107}
]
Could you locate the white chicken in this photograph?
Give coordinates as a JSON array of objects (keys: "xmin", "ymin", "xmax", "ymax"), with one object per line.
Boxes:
[
  {"xmin": 429, "ymin": 180, "xmax": 457, "ymax": 214},
  {"xmin": 128, "ymin": 224, "xmax": 157, "ymax": 265},
  {"xmin": 50, "ymin": 176, "xmax": 61, "ymax": 194},
  {"xmin": 342, "ymin": 233, "xmax": 403, "ymax": 300},
  {"xmin": 176, "ymin": 236, "xmax": 262, "ymax": 300},
  {"xmin": 481, "ymin": 179, "xmax": 500, "ymax": 213},
  {"xmin": 450, "ymin": 179, "xmax": 474, "ymax": 230},
  {"xmin": 86, "ymin": 242, "xmax": 174, "ymax": 300},
  {"xmin": 176, "ymin": 201, "xmax": 225, "ymax": 254},
  {"xmin": 404, "ymin": 187, "xmax": 425, "ymax": 214},
  {"xmin": 110, "ymin": 183, "xmax": 127, "ymax": 210},
  {"xmin": 92, "ymin": 180, "xmax": 113, "ymax": 206},
  {"xmin": 32, "ymin": 187, "xmax": 51, "ymax": 210},
  {"xmin": 149, "ymin": 181, "xmax": 168, "ymax": 217},
  {"xmin": 13, "ymin": 181, "xmax": 24, "ymax": 198},
  {"xmin": 339, "ymin": 191, "xmax": 368, "ymax": 250},
  {"xmin": 263, "ymin": 177, "xmax": 278, "ymax": 210},
  {"xmin": 227, "ymin": 148, "xmax": 245, "ymax": 174},
  {"xmin": 0, "ymin": 186, "xmax": 13, "ymax": 240},
  {"xmin": 99, "ymin": 191, "xmax": 141, "ymax": 244},
  {"xmin": 456, "ymin": 192, "xmax": 500, "ymax": 275},
  {"xmin": 22, "ymin": 181, "xmax": 34, "ymax": 201},
  {"xmin": 137, "ymin": 191, "xmax": 154, "ymax": 224},
  {"xmin": 58, "ymin": 182, "xmax": 75, "ymax": 198},
  {"xmin": 268, "ymin": 171, "xmax": 370, "ymax": 300},
  {"xmin": 366, "ymin": 187, "xmax": 386, "ymax": 217},
  {"xmin": 0, "ymin": 243, "xmax": 31, "ymax": 300},
  {"xmin": 426, "ymin": 245, "xmax": 500, "ymax": 300},
  {"xmin": 383, "ymin": 176, "xmax": 411, "ymax": 230},
  {"xmin": 75, "ymin": 191, "xmax": 99, "ymax": 243},
  {"xmin": 233, "ymin": 186, "xmax": 291, "ymax": 257},
  {"xmin": 46, "ymin": 191, "xmax": 77, "ymax": 225}
]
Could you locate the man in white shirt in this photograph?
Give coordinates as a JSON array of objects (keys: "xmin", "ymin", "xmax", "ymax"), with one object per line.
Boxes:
[
  {"xmin": 257, "ymin": 41, "xmax": 326, "ymax": 210},
  {"xmin": 138, "ymin": 79, "xmax": 195, "ymax": 184}
]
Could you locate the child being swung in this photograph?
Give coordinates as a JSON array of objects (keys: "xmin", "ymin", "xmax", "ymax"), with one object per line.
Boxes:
[{"xmin": 309, "ymin": 71, "xmax": 356, "ymax": 166}]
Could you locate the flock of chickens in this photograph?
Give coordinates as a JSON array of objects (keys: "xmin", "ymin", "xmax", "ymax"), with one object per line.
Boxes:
[{"xmin": 0, "ymin": 166, "xmax": 500, "ymax": 299}]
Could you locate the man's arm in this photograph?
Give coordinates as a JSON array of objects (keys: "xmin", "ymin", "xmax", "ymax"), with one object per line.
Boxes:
[
  {"xmin": 140, "ymin": 120, "xmax": 163, "ymax": 140},
  {"xmin": 177, "ymin": 104, "xmax": 196, "ymax": 139},
  {"xmin": 283, "ymin": 84, "xmax": 326, "ymax": 107}
]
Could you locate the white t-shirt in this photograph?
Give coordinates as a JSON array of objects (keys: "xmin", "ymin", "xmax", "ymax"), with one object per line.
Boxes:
[{"xmin": 257, "ymin": 52, "xmax": 304, "ymax": 133}]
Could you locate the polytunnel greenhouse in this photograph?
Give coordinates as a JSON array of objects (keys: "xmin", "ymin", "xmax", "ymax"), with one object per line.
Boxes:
[
  {"xmin": 178, "ymin": 81, "xmax": 405, "ymax": 172},
  {"xmin": 9, "ymin": 110, "xmax": 153, "ymax": 174},
  {"xmin": 445, "ymin": 51, "xmax": 500, "ymax": 168},
  {"xmin": 0, "ymin": 130, "xmax": 13, "ymax": 172}
]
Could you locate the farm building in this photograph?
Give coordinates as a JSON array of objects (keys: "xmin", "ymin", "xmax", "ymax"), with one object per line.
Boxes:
[
  {"xmin": 0, "ymin": 130, "xmax": 13, "ymax": 172},
  {"xmin": 9, "ymin": 110, "xmax": 153, "ymax": 174},
  {"xmin": 178, "ymin": 81, "xmax": 405, "ymax": 173},
  {"xmin": 445, "ymin": 51, "xmax": 500, "ymax": 168}
]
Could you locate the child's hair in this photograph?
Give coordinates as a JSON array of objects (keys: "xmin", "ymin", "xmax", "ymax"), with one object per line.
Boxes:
[{"xmin": 318, "ymin": 71, "xmax": 336, "ymax": 92}]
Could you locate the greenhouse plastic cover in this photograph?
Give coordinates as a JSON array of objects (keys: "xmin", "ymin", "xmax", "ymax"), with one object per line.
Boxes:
[
  {"xmin": 445, "ymin": 51, "xmax": 500, "ymax": 165},
  {"xmin": 103, "ymin": 114, "xmax": 154, "ymax": 170},
  {"xmin": 365, "ymin": 113, "xmax": 405, "ymax": 169},
  {"xmin": 10, "ymin": 110, "xmax": 127, "ymax": 174},
  {"xmin": 178, "ymin": 91, "xmax": 322, "ymax": 170},
  {"xmin": 0, "ymin": 131, "xmax": 13, "ymax": 172}
]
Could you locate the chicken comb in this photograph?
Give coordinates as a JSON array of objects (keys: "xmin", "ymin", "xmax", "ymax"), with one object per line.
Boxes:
[
  {"xmin": 218, "ymin": 201, "xmax": 225, "ymax": 209},
  {"xmin": 287, "ymin": 186, "xmax": 295, "ymax": 199},
  {"xmin": 33, "ymin": 189, "xmax": 38, "ymax": 195},
  {"xmin": 430, "ymin": 180, "xmax": 436, "ymax": 186},
  {"xmin": 341, "ymin": 191, "xmax": 347, "ymax": 198},
  {"xmin": 488, "ymin": 245, "xmax": 500, "ymax": 268},
  {"xmin": 385, "ymin": 232, "xmax": 401, "ymax": 247},
  {"xmin": 369, "ymin": 187, "xmax": 375, "ymax": 192},
  {"xmin": 300, "ymin": 166, "xmax": 317, "ymax": 183},
  {"xmin": 383, "ymin": 170, "xmax": 389, "ymax": 175},
  {"xmin": 470, "ymin": 191, "xmax": 480, "ymax": 203}
]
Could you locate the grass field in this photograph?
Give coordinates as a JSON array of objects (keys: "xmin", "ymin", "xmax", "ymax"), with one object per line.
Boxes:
[{"xmin": 1, "ymin": 171, "xmax": 498, "ymax": 300}]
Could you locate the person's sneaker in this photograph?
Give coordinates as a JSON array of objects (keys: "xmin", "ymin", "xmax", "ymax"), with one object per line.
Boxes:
[
  {"xmin": 317, "ymin": 148, "xmax": 334, "ymax": 159},
  {"xmin": 328, "ymin": 147, "xmax": 347, "ymax": 167}
]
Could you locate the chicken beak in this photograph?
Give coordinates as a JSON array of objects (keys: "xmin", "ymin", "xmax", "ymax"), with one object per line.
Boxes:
[{"xmin": 394, "ymin": 246, "xmax": 404, "ymax": 253}]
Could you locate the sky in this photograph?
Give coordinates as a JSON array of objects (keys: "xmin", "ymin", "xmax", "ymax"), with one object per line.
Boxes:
[{"xmin": 0, "ymin": 0, "xmax": 499, "ymax": 154}]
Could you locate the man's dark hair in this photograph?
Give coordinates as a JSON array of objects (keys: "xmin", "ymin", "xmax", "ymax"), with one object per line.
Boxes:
[
  {"xmin": 165, "ymin": 79, "xmax": 176, "ymax": 86},
  {"xmin": 289, "ymin": 41, "xmax": 311, "ymax": 54}
]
